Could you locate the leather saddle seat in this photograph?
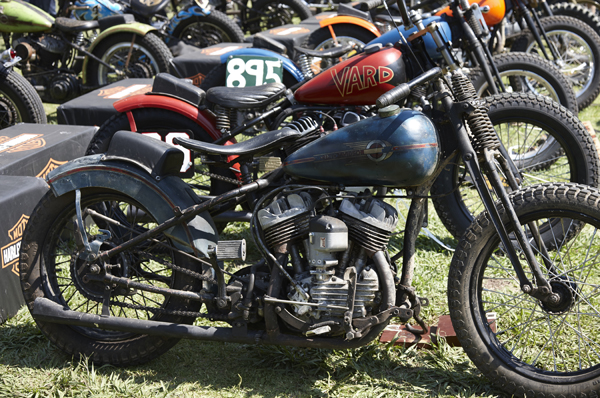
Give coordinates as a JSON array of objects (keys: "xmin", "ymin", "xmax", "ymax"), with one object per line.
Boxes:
[
  {"xmin": 174, "ymin": 127, "xmax": 302, "ymax": 159},
  {"xmin": 206, "ymin": 83, "xmax": 287, "ymax": 109},
  {"xmin": 150, "ymin": 73, "xmax": 206, "ymax": 107},
  {"xmin": 54, "ymin": 17, "xmax": 99, "ymax": 33}
]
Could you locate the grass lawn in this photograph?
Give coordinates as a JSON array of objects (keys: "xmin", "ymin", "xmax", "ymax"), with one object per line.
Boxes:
[{"xmin": 1, "ymin": 92, "xmax": 599, "ymax": 397}]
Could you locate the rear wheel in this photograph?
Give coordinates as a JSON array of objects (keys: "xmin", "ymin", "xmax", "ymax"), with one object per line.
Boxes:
[
  {"xmin": 299, "ymin": 25, "xmax": 378, "ymax": 75},
  {"xmin": 431, "ymin": 92, "xmax": 600, "ymax": 239},
  {"xmin": 171, "ymin": 9, "xmax": 245, "ymax": 48},
  {"xmin": 0, "ymin": 68, "xmax": 46, "ymax": 128},
  {"xmin": 87, "ymin": 33, "xmax": 171, "ymax": 87},
  {"xmin": 448, "ymin": 183, "xmax": 600, "ymax": 397},
  {"xmin": 245, "ymin": 0, "xmax": 312, "ymax": 34},
  {"xmin": 20, "ymin": 189, "xmax": 203, "ymax": 366}
]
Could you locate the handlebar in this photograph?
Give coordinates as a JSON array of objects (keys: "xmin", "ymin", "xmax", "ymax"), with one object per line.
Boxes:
[
  {"xmin": 376, "ymin": 67, "xmax": 443, "ymax": 108},
  {"xmin": 396, "ymin": 0, "xmax": 413, "ymax": 28},
  {"xmin": 358, "ymin": 0, "xmax": 384, "ymax": 11}
]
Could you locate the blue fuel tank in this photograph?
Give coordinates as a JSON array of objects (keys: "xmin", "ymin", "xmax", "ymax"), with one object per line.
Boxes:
[{"xmin": 283, "ymin": 107, "xmax": 440, "ymax": 187}]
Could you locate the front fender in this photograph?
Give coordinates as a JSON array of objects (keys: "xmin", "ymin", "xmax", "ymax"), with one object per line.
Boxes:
[
  {"xmin": 219, "ymin": 48, "xmax": 304, "ymax": 83},
  {"xmin": 82, "ymin": 23, "xmax": 158, "ymax": 82},
  {"xmin": 47, "ymin": 155, "xmax": 218, "ymax": 257},
  {"xmin": 318, "ymin": 16, "xmax": 381, "ymax": 38}
]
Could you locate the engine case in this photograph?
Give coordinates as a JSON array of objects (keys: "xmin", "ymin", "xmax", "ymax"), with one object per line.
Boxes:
[{"xmin": 283, "ymin": 107, "xmax": 440, "ymax": 187}]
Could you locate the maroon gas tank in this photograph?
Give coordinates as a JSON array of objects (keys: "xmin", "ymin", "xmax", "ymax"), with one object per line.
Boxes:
[{"xmin": 294, "ymin": 47, "xmax": 407, "ymax": 105}]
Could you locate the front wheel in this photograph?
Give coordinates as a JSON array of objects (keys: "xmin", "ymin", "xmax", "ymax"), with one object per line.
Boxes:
[
  {"xmin": 86, "ymin": 32, "xmax": 171, "ymax": 87},
  {"xmin": 20, "ymin": 188, "xmax": 203, "ymax": 366},
  {"xmin": 430, "ymin": 92, "xmax": 600, "ymax": 240},
  {"xmin": 448, "ymin": 183, "xmax": 600, "ymax": 397},
  {"xmin": 511, "ymin": 15, "xmax": 600, "ymax": 110},
  {"xmin": 469, "ymin": 52, "xmax": 578, "ymax": 114},
  {"xmin": 171, "ymin": 9, "xmax": 245, "ymax": 48},
  {"xmin": 0, "ymin": 68, "xmax": 46, "ymax": 128}
]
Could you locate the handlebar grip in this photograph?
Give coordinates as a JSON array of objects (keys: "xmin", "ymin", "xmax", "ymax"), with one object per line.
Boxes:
[
  {"xmin": 376, "ymin": 84, "xmax": 411, "ymax": 108},
  {"xmin": 358, "ymin": 0, "xmax": 384, "ymax": 11},
  {"xmin": 376, "ymin": 67, "xmax": 443, "ymax": 108}
]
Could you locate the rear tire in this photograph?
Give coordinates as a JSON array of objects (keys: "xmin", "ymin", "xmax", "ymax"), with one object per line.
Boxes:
[
  {"xmin": 20, "ymin": 189, "xmax": 202, "ymax": 366},
  {"xmin": 86, "ymin": 32, "xmax": 171, "ymax": 87},
  {"xmin": 448, "ymin": 183, "xmax": 600, "ymax": 397},
  {"xmin": 245, "ymin": 0, "xmax": 312, "ymax": 34},
  {"xmin": 0, "ymin": 69, "xmax": 46, "ymax": 128},
  {"xmin": 171, "ymin": 9, "xmax": 245, "ymax": 48}
]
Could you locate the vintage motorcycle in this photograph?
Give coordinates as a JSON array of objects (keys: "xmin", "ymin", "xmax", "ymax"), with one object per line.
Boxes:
[
  {"xmin": 0, "ymin": 0, "xmax": 172, "ymax": 103},
  {"xmin": 0, "ymin": 48, "xmax": 46, "ymax": 128},
  {"xmin": 62, "ymin": 0, "xmax": 245, "ymax": 49},
  {"xmin": 19, "ymin": 29, "xmax": 600, "ymax": 395}
]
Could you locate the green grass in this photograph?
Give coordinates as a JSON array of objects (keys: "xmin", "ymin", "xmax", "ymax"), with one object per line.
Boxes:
[{"xmin": 2, "ymin": 88, "xmax": 600, "ymax": 398}]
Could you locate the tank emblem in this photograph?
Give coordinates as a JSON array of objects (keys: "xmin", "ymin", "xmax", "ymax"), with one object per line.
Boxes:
[
  {"xmin": 365, "ymin": 140, "xmax": 392, "ymax": 162},
  {"xmin": 331, "ymin": 66, "xmax": 394, "ymax": 97},
  {"xmin": 285, "ymin": 142, "xmax": 438, "ymax": 166}
]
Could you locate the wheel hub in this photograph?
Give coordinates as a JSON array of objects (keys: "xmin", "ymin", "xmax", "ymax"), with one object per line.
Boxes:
[
  {"xmin": 541, "ymin": 279, "xmax": 577, "ymax": 315},
  {"xmin": 127, "ymin": 62, "xmax": 153, "ymax": 79},
  {"xmin": 70, "ymin": 242, "xmax": 129, "ymax": 302}
]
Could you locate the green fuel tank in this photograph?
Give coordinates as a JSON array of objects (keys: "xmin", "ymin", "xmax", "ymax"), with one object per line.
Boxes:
[{"xmin": 0, "ymin": 0, "xmax": 54, "ymax": 33}]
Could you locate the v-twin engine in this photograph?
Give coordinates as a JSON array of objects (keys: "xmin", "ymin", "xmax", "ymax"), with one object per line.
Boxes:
[{"xmin": 258, "ymin": 190, "xmax": 398, "ymax": 337}]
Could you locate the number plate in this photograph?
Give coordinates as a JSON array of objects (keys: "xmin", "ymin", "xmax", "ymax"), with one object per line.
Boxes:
[
  {"xmin": 140, "ymin": 130, "xmax": 195, "ymax": 178},
  {"xmin": 226, "ymin": 55, "xmax": 283, "ymax": 88}
]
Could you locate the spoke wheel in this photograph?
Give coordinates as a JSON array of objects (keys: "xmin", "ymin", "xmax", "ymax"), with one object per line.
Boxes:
[{"xmin": 448, "ymin": 183, "xmax": 600, "ymax": 397}]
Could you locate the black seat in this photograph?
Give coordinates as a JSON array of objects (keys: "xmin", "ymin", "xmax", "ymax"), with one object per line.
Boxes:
[
  {"xmin": 174, "ymin": 127, "xmax": 302, "ymax": 157},
  {"xmin": 54, "ymin": 17, "xmax": 99, "ymax": 33},
  {"xmin": 252, "ymin": 33, "xmax": 287, "ymax": 55},
  {"xmin": 151, "ymin": 73, "xmax": 206, "ymax": 107},
  {"xmin": 206, "ymin": 83, "xmax": 286, "ymax": 109},
  {"xmin": 129, "ymin": 0, "xmax": 170, "ymax": 18},
  {"xmin": 294, "ymin": 43, "xmax": 354, "ymax": 59}
]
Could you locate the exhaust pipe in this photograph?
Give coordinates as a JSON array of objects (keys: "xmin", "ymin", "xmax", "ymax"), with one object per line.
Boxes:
[
  {"xmin": 32, "ymin": 298, "xmax": 261, "ymax": 344},
  {"xmin": 32, "ymin": 297, "xmax": 389, "ymax": 349}
]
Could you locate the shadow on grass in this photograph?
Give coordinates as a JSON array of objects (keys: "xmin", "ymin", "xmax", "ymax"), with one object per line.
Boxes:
[{"xmin": 0, "ymin": 311, "xmax": 504, "ymax": 397}]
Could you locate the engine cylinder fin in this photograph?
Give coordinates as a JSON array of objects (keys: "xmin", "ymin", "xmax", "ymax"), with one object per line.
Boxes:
[
  {"xmin": 342, "ymin": 215, "xmax": 393, "ymax": 252},
  {"xmin": 263, "ymin": 213, "xmax": 310, "ymax": 248}
]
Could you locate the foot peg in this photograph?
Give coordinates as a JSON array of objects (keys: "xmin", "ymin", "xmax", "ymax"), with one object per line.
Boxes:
[{"xmin": 216, "ymin": 240, "xmax": 246, "ymax": 261}]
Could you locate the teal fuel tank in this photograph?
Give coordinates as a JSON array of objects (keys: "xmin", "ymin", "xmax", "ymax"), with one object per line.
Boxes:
[{"xmin": 284, "ymin": 106, "xmax": 440, "ymax": 187}]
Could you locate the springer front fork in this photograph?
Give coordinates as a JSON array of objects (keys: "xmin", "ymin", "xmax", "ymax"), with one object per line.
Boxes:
[{"xmin": 437, "ymin": 72, "xmax": 559, "ymax": 305}]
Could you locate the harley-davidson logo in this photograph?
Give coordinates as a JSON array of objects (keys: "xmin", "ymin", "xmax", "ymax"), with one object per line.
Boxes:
[
  {"xmin": 365, "ymin": 140, "xmax": 393, "ymax": 162},
  {"xmin": 36, "ymin": 158, "xmax": 68, "ymax": 180},
  {"xmin": 1, "ymin": 215, "xmax": 29, "ymax": 276},
  {"xmin": 187, "ymin": 72, "xmax": 205, "ymax": 86},
  {"xmin": 331, "ymin": 66, "xmax": 394, "ymax": 97},
  {"xmin": 0, "ymin": 134, "xmax": 45, "ymax": 154},
  {"xmin": 97, "ymin": 84, "xmax": 151, "ymax": 99}
]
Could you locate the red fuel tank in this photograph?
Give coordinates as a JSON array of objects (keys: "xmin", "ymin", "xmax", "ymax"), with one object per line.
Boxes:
[{"xmin": 294, "ymin": 47, "xmax": 407, "ymax": 105}]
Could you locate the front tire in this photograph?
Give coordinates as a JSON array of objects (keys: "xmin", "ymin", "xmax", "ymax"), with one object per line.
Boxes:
[
  {"xmin": 0, "ymin": 69, "xmax": 46, "ymax": 128},
  {"xmin": 469, "ymin": 52, "xmax": 578, "ymax": 113},
  {"xmin": 448, "ymin": 183, "xmax": 600, "ymax": 397},
  {"xmin": 431, "ymin": 92, "xmax": 600, "ymax": 240},
  {"xmin": 511, "ymin": 15, "xmax": 600, "ymax": 110},
  {"xmin": 20, "ymin": 189, "xmax": 203, "ymax": 366},
  {"xmin": 86, "ymin": 32, "xmax": 171, "ymax": 87}
]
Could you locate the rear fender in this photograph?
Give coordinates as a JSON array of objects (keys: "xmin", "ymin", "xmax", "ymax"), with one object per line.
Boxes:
[
  {"xmin": 219, "ymin": 48, "xmax": 304, "ymax": 83},
  {"xmin": 318, "ymin": 16, "xmax": 381, "ymax": 38},
  {"xmin": 82, "ymin": 23, "xmax": 158, "ymax": 83},
  {"xmin": 112, "ymin": 94, "xmax": 241, "ymax": 174},
  {"xmin": 47, "ymin": 155, "xmax": 217, "ymax": 257}
]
